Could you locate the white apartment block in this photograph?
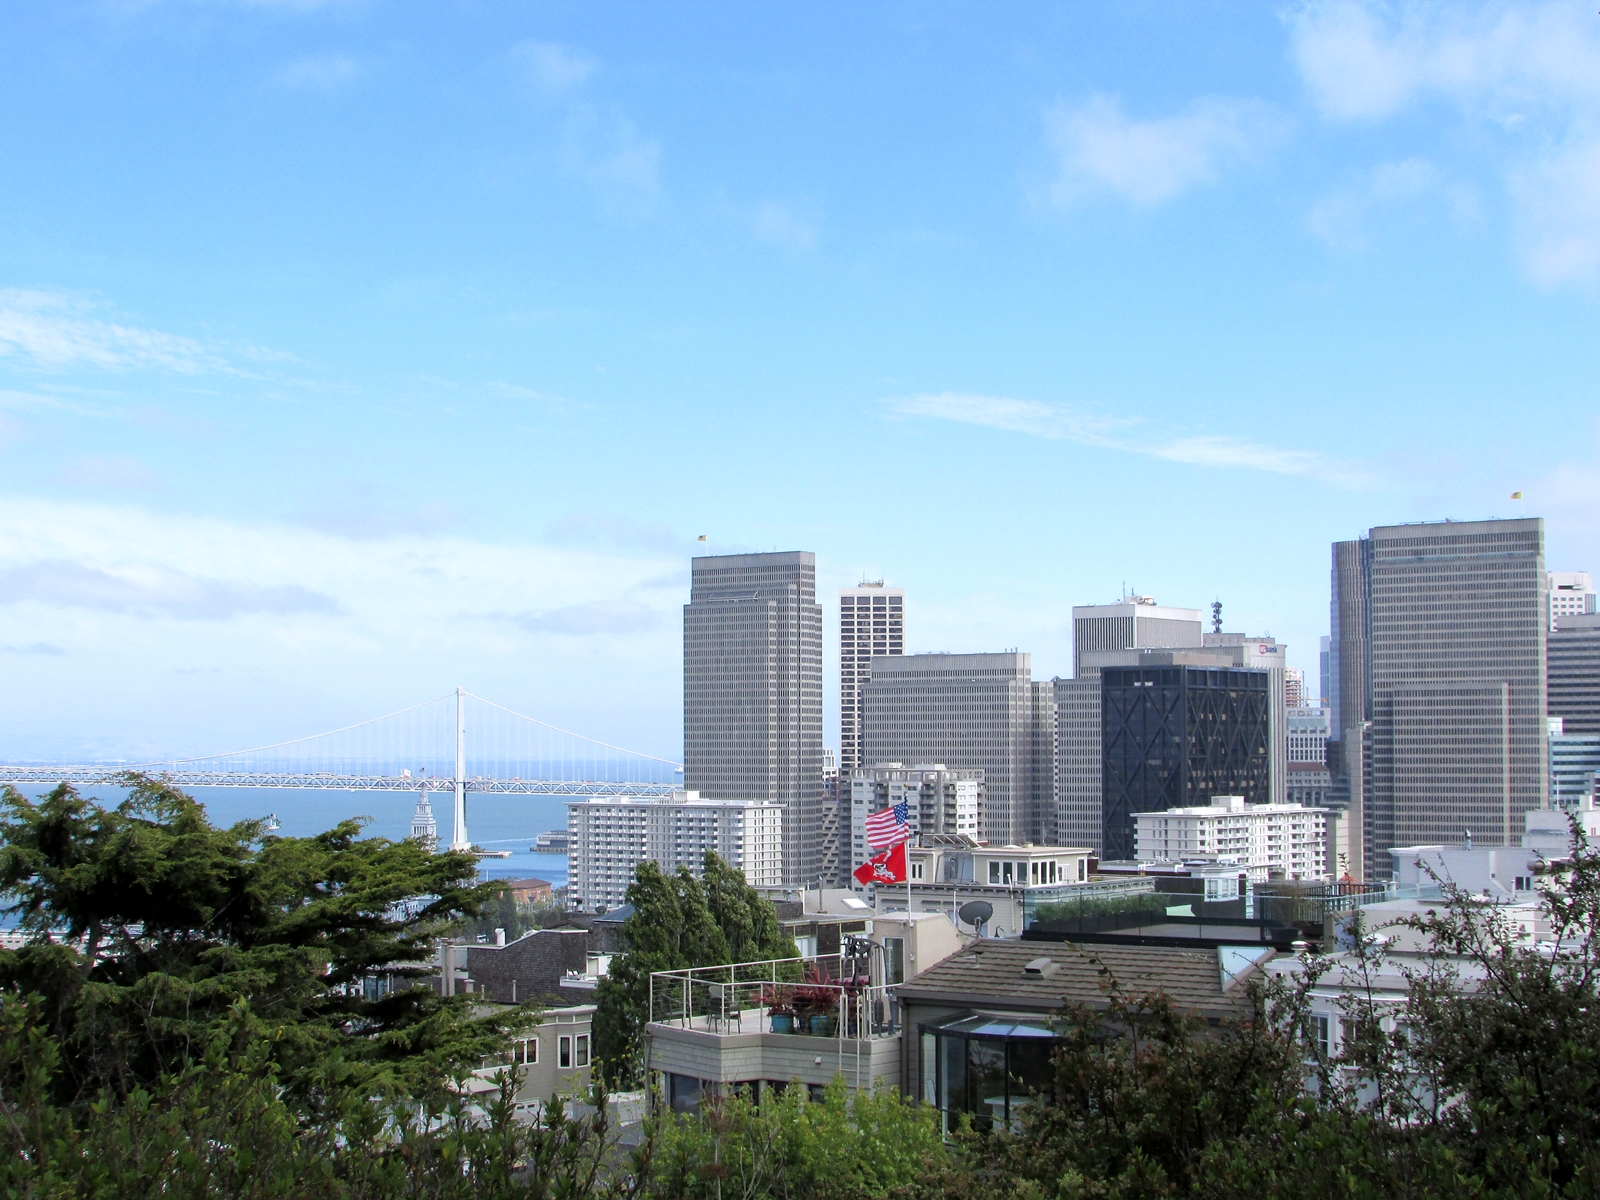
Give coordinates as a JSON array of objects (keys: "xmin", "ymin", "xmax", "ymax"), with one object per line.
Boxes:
[
  {"xmin": 849, "ymin": 763, "xmax": 980, "ymax": 885},
  {"xmin": 839, "ymin": 583, "xmax": 905, "ymax": 776},
  {"xmin": 1549, "ymin": 571, "xmax": 1596, "ymax": 630},
  {"xmin": 567, "ymin": 791, "xmax": 784, "ymax": 911},
  {"xmin": 1134, "ymin": 796, "xmax": 1330, "ymax": 881}
]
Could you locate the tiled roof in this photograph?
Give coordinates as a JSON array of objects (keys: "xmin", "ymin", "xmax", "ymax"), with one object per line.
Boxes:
[{"xmin": 895, "ymin": 938, "xmax": 1269, "ymax": 1022}]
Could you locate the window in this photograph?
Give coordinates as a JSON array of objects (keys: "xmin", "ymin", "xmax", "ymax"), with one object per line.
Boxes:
[
  {"xmin": 1002, "ymin": 862, "xmax": 1014, "ymax": 885},
  {"xmin": 883, "ymin": 937, "xmax": 905, "ymax": 985},
  {"xmin": 559, "ymin": 1035, "xmax": 572, "ymax": 1068},
  {"xmin": 576, "ymin": 1035, "xmax": 590, "ymax": 1067},
  {"xmin": 911, "ymin": 861, "xmax": 925, "ymax": 881},
  {"xmin": 989, "ymin": 861, "xmax": 1001, "ymax": 884},
  {"xmin": 1313, "ymin": 1014, "xmax": 1330, "ymax": 1058},
  {"xmin": 524, "ymin": 1038, "xmax": 539, "ymax": 1065}
]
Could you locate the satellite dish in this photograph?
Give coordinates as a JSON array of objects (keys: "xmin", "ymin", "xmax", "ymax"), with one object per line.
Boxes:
[{"xmin": 958, "ymin": 900, "xmax": 993, "ymax": 931}]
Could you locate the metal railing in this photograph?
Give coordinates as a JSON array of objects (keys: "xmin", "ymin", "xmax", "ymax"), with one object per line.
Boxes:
[{"xmin": 648, "ymin": 954, "xmax": 901, "ymax": 1041}]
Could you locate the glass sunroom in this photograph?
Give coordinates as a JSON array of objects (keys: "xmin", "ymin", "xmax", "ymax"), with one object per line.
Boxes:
[{"xmin": 919, "ymin": 1013, "xmax": 1056, "ymax": 1133}]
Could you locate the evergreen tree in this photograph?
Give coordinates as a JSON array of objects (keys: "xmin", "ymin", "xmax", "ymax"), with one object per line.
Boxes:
[
  {"xmin": 0, "ymin": 777, "xmax": 523, "ymax": 1106},
  {"xmin": 702, "ymin": 850, "xmax": 797, "ymax": 966}
]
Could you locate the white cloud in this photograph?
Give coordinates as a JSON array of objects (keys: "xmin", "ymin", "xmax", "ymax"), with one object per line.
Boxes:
[
  {"xmin": 58, "ymin": 455, "xmax": 161, "ymax": 492},
  {"xmin": 274, "ymin": 54, "xmax": 361, "ymax": 92},
  {"xmin": 890, "ymin": 392, "xmax": 1372, "ymax": 488},
  {"xmin": 511, "ymin": 40, "xmax": 597, "ymax": 95},
  {"xmin": 1307, "ymin": 157, "xmax": 1478, "ymax": 249},
  {"xmin": 514, "ymin": 601, "xmax": 659, "ymax": 636},
  {"xmin": 0, "ymin": 291, "xmax": 219, "ymax": 373},
  {"xmin": 1044, "ymin": 94, "xmax": 1285, "ymax": 208},
  {"xmin": 751, "ymin": 201, "xmax": 817, "ymax": 250},
  {"xmin": 0, "ymin": 560, "xmax": 340, "ymax": 621},
  {"xmin": 1288, "ymin": 1, "xmax": 1600, "ymax": 285}
]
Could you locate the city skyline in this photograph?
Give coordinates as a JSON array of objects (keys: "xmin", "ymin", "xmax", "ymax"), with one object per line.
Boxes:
[{"xmin": 1, "ymin": 2, "xmax": 1598, "ymax": 762}]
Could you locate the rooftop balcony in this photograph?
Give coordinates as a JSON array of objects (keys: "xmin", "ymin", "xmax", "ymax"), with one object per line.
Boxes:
[{"xmin": 645, "ymin": 953, "xmax": 904, "ymax": 1103}]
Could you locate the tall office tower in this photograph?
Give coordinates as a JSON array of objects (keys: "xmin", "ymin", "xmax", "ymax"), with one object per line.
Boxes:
[
  {"xmin": 1549, "ymin": 718, "xmax": 1600, "ymax": 806},
  {"xmin": 1549, "ymin": 612, "xmax": 1600, "ymax": 735},
  {"xmin": 1054, "ymin": 676, "xmax": 1102, "ymax": 851},
  {"xmin": 684, "ymin": 551, "xmax": 823, "ymax": 885},
  {"xmin": 861, "ymin": 652, "xmax": 1052, "ymax": 846},
  {"xmin": 1071, "ymin": 597, "xmax": 1204, "ymax": 678},
  {"xmin": 1319, "ymin": 636, "xmax": 1331, "ymax": 707},
  {"xmin": 1285, "ymin": 668, "xmax": 1306, "ymax": 709},
  {"xmin": 1056, "ymin": 597, "xmax": 1206, "ymax": 854},
  {"xmin": 1202, "ymin": 633, "xmax": 1290, "ymax": 804},
  {"xmin": 1286, "ymin": 706, "xmax": 1332, "ymax": 807},
  {"xmin": 1099, "ymin": 656, "xmax": 1272, "ymax": 860},
  {"xmin": 1548, "ymin": 571, "xmax": 1596, "ymax": 630},
  {"xmin": 1326, "ymin": 538, "xmax": 1373, "ymax": 829},
  {"xmin": 1331, "ymin": 519, "xmax": 1547, "ymax": 880},
  {"xmin": 839, "ymin": 583, "xmax": 904, "ymax": 777}
]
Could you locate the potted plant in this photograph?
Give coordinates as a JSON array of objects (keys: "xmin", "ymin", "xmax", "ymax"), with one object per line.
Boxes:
[
  {"xmin": 791, "ymin": 965, "xmax": 839, "ymax": 1036},
  {"xmin": 761, "ymin": 984, "xmax": 797, "ymax": 1034}
]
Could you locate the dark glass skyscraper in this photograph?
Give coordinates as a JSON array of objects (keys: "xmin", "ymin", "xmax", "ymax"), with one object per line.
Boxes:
[
  {"xmin": 1099, "ymin": 662, "xmax": 1271, "ymax": 861},
  {"xmin": 684, "ymin": 551, "xmax": 823, "ymax": 886}
]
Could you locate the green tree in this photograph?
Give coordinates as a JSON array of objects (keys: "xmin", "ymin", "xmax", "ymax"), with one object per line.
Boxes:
[
  {"xmin": 0, "ymin": 777, "xmax": 523, "ymax": 1107},
  {"xmin": 594, "ymin": 852, "xmax": 795, "ymax": 1087}
]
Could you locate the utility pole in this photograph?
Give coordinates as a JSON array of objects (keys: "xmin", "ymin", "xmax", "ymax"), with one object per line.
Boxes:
[{"xmin": 450, "ymin": 686, "xmax": 470, "ymax": 851}]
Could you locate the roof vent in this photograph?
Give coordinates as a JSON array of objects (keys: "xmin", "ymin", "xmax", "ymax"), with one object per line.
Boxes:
[{"xmin": 1022, "ymin": 957, "xmax": 1058, "ymax": 978}]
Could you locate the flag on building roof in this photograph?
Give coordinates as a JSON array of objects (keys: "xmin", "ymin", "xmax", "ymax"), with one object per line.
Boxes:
[
  {"xmin": 853, "ymin": 839, "xmax": 908, "ymax": 887},
  {"xmin": 865, "ymin": 800, "xmax": 910, "ymax": 849},
  {"xmin": 1510, "ymin": 492, "xmax": 1522, "ymax": 500}
]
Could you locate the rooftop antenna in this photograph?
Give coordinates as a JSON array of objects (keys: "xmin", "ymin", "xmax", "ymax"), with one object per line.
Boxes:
[{"xmin": 1211, "ymin": 600, "xmax": 1223, "ymax": 634}]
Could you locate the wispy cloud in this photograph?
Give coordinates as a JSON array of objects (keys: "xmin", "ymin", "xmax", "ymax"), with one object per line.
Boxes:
[
  {"xmin": 513, "ymin": 600, "xmax": 660, "ymax": 637},
  {"xmin": 0, "ymin": 290, "xmax": 221, "ymax": 373},
  {"xmin": 1044, "ymin": 94, "xmax": 1285, "ymax": 208},
  {"xmin": 510, "ymin": 40, "xmax": 597, "ymax": 96},
  {"xmin": 57, "ymin": 455, "xmax": 161, "ymax": 492},
  {"xmin": 1307, "ymin": 158, "xmax": 1479, "ymax": 249},
  {"xmin": 545, "ymin": 511, "xmax": 697, "ymax": 557},
  {"xmin": 751, "ymin": 201, "xmax": 818, "ymax": 250},
  {"xmin": 0, "ymin": 560, "xmax": 341, "ymax": 621},
  {"xmin": 1, "ymin": 642, "xmax": 64, "ymax": 656},
  {"xmin": 891, "ymin": 392, "xmax": 1372, "ymax": 488},
  {"xmin": 1289, "ymin": 0, "xmax": 1600, "ymax": 285},
  {"xmin": 274, "ymin": 54, "xmax": 361, "ymax": 92}
]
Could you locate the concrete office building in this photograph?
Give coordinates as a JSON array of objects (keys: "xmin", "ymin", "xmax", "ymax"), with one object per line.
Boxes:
[
  {"xmin": 1330, "ymin": 519, "xmax": 1547, "ymax": 880},
  {"xmin": 1057, "ymin": 598, "xmax": 1206, "ymax": 854},
  {"xmin": 1099, "ymin": 655, "xmax": 1272, "ymax": 861},
  {"xmin": 1071, "ymin": 596, "xmax": 1204, "ymax": 678},
  {"xmin": 1134, "ymin": 796, "xmax": 1330, "ymax": 881},
  {"xmin": 848, "ymin": 763, "xmax": 981, "ymax": 883},
  {"xmin": 1549, "ymin": 719, "xmax": 1600, "ymax": 806},
  {"xmin": 1549, "ymin": 612, "xmax": 1600, "ymax": 736},
  {"xmin": 684, "ymin": 551, "xmax": 823, "ymax": 886},
  {"xmin": 1548, "ymin": 571, "xmax": 1596, "ymax": 630},
  {"xmin": 861, "ymin": 652, "xmax": 1054, "ymax": 846},
  {"xmin": 1285, "ymin": 667, "xmax": 1306, "ymax": 710},
  {"xmin": 839, "ymin": 583, "xmax": 904, "ymax": 776},
  {"xmin": 1287, "ymin": 706, "xmax": 1332, "ymax": 807},
  {"xmin": 567, "ymin": 791, "xmax": 784, "ymax": 912}
]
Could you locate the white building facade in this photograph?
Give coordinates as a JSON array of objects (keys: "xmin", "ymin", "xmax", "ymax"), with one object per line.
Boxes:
[
  {"xmin": 567, "ymin": 791, "xmax": 784, "ymax": 911},
  {"xmin": 849, "ymin": 763, "xmax": 980, "ymax": 884},
  {"xmin": 1133, "ymin": 796, "xmax": 1330, "ymax": 881},
  {"xmin": 1548, "ymin": 570, "xmax": 1596, "ymax": 630}
]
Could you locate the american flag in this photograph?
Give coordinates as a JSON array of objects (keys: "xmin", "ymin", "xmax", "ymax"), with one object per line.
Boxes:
[{"xmin": 865, "ymin": 800, "xmax": 910, "ymax": 849}]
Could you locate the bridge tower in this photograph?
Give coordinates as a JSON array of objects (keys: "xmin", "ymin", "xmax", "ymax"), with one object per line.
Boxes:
[{"xmin": 449, "ymin": 686, "xmax": 470, "ymax": 851}]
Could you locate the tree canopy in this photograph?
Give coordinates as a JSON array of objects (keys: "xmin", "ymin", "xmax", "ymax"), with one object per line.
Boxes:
[{"xmin": 0, "ymin": 777, "xmax": 523, "ymax": 1105}]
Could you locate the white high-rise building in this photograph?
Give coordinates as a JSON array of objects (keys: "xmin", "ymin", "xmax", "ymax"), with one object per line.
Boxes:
[
  {"xmin": 1549, "ymin": 571, "xmax": 1596, "ymax": 630},
  {"xmin": 1287, "ymin": 706, "xmax": 1332, "ymax": 807},
  {"xmin": 839, "ymin": 583, "xmax": 904, "ymax": 778},
  {"xmin": 848, "ymin": 762, "xmax": 981, "ymax": 887},
  {"xmin": 566, "ymin": 791, "xmax": 784, "ymax": 912},
  {"xmin": 1133, "ymin": 796, "xmax": 1330, "ymax": 881}
]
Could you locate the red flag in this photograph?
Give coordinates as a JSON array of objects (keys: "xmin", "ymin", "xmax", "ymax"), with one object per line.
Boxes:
[{"xmin": 853, "ymin": 840, "xmax": 907, "ymax": 887}]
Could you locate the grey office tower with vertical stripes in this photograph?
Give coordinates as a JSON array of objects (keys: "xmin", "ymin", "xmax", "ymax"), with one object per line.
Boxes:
[
  {"xmin": 1329, "ymin": 519, "xmax": 1547, "ymax": 879},
  {"xmin": 683, "ymin": 551, "xmax": 823, "ymax": 886}
]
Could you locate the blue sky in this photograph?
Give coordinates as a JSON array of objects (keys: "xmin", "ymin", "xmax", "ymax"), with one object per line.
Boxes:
[{"xmin": 1, "ymin": 0, "xmax": 1598, "ymax": 763}]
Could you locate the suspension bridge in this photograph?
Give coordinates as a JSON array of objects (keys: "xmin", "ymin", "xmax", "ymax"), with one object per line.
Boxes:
[{"xmin": 0, "ymin": 688, "xmax": 681, "ymax": 852}]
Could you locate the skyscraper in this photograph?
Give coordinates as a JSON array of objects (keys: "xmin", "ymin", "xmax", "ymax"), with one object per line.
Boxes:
[
  {"xmin": 1058, "ymin": 598, "xmax": 1207, "ymax": 853},
  {"xmin": 861, "ymin": 652, "xmax": 1054, "ymax": 846},
  {"xmin": 1549, "ymin": 612, "xmax": 1600, "ymax": 736},
  {"xmin": 1099, "ymin": 656, "xmax": 1272, "ymax": 860},
  {"xmin": 684, "ymin": 551, "xmax": 823, "ymax": 885},
  {"xmin": 1330, "ymin": 519, "xmax": 1547, "ymax": 879},
  {"xmin": 839, "ymin": 583, "xmax": 904, "ymax": 777}
]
